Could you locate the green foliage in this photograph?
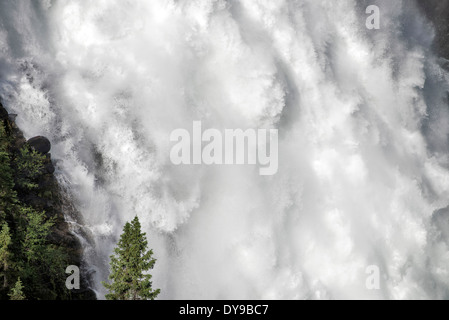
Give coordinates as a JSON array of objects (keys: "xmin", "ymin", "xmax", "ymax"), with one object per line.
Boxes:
[
  {"xmin": 15, "ymin": 146, "xmax": 45, "ymax": 190},
  {"xmin": 20, "ymin": 207, "xmax": 54, "ymax": 262},
  {"xmin": 103, "ymin": 216, "xmax": 160, "ymax": 300},
  {"xmin": 0, "ymin": 124, "xmax": 16, "ymax": 221},
  {"xmin": 0, "ymin": 120, "xmax": 72, "ymax": 300},
  {"xmin": 14, "ymin": 206, "xmax": 69, "ymax": 300},
  {"xmin": 8, "ymin": 277, "xmax": 25, "ymax": 300},
  {"xmin": 0, "ymin": 223, "xmax": 11, "ymax": 288},
  {"xmin": 0, "ymin": 121, "xmax": 8, "ymax": 151},
  {"xmin": 0, "ymin": 151, "xmax": 16, "ymax": 220}
]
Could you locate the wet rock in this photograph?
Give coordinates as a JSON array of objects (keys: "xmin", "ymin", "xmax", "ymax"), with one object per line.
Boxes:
[
  {"xmin": 28, "ymin": 136, "xmax": 51, "ymax": 154},
  {"xmin": 45, "ymin": 161, "xmax": 55, "ymax": 174},
  {"xmin": 1, "ymin": 98, "xmax": 95, "ymax": 299},
  {"xmin": 8, "ymin": 114, "xmax": 17, "ymax": 122},
  {"xmin": 0, "ymin": 103, "xmax": 8, "ymax": 121},
  {"xmin": 416, "ymin": 0, "xmax": 449, "ymax": 61}
]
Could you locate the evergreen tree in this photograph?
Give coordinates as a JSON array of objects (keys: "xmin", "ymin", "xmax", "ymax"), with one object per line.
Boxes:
[
  {"xmin": 0, "ymin": 123, "xmax": 16, "ymax": 221},
  {"xmin": 0, "ymin": 223, "xmax": 11, "ymax": 288},
  {"xmin": 8, "ymin": 277, "xmax": 25, "ymax": 300},
  {"xmin": 16, "ymin": 206, "xmax": 68, "ymax": 299},
  {"xmin": 14, "ymin": 146, "xmax": 45, "ymax": 190},
  {"xmin": 20, "ymin": 207, "xmax": 54, "ymax": 263},
  {"xmin": 103, "ymin": 216, "xmax": 160, "ymax": 300},
  {"xmin": 0, "ymin": 110, "xmax": 76, "ymax": 300}
]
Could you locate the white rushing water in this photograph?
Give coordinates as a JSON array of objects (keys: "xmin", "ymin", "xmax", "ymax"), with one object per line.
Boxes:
[{"xmin": 2, "ymin": 0, "xmax": 449, "ymax": 299}]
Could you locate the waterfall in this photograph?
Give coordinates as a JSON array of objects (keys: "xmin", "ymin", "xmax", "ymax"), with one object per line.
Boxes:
[{"xmin": 1, "ymin": 0, "xmax": 449, "ymax": 299}]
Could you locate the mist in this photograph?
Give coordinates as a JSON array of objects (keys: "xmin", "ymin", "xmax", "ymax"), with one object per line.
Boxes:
[{"xmin": 1, "ymin": 0, "xmax": 449, "ymax": 299}]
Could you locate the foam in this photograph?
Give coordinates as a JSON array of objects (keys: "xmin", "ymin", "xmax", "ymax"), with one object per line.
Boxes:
[{"xmin": 0, "ymin": 0, "xmax": 449, "ymax": 299}]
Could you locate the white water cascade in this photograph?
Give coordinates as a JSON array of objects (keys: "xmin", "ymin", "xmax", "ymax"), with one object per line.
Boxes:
[{"xmin": 1, "ymin": 0, "xmax": 449, "ymax": 299}]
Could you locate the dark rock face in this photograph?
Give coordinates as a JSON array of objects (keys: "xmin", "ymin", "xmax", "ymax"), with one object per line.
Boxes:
[
  {"xmin": 28, "ymin": 136, "xmax": 51, "ymax": 154},
  {"xmin": 416, "ymin": 0, "xmax": 449, "ymax": 61},
  {"xmin": 0, "ymin": 103, "xmax": 8, "ymax": 121},
  {"xmin": 0, "ymin": 102, "xmax": 96, "ymax": 300},
  {"xmin": 45, "ymin": 161, "xmax": 56, "ymax": 174}
]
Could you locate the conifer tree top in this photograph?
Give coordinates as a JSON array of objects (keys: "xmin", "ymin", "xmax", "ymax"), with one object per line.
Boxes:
[{"xmin": 103, "ymin": 216, "xmax": 160, "ymax": 300}]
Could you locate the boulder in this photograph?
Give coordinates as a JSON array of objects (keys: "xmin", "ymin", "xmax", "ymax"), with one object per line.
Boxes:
[
  {"xmin": 45, "ymin": 161, "xmax": 55, "ymax": 174},
  {"xmin": 28, "ymin": 136, "xmax": 51, "ymax": 154}
]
